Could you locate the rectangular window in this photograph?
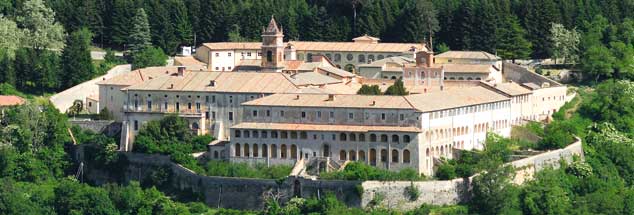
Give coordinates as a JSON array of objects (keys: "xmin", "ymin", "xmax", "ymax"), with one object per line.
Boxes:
[
  {"xmin": 205, "ymin": 96, "xmax": 209, "ymax": 103},
  {"xmin": 348, "ymin": 113, "xmax": 354, "ymax": 119},
  {"xmin": 215, "ymin": 53, "xmax": 219, "ymax": 57},
  {"xmin": 147, "ymin": 101, "xmax": 152, "ymax": 111},
  {"xmin": 229, "ymin": 96, "xmax": 233, "ymax": 104},
  {"xmin": 301, "ymin": 111, "xmax": 306, "ymax": 118},
  {"xmin": 266, "ymin": 110, "xmax": 271, "ymax": 117},
  {"xmin": 196, "ymin": 103, "xmax": 201, "ymax": 112},
  {"xmin": 212, "ymin": 111, "xmax": 216, "ymax": 119},
  {"xmin": 280, "ymin": 111, "xmax": 285, "ymax": 117},
  {"xmin": 205, "ymin": 112, "xmax": 209, "ymax": 119},
  {"xmin": 399, "ymin": 114, "xmax": 404, "ymax": 121},
  {"xmin": 212, "ymin": 95, "xmax": 216, "ymax": 103},
  {"xmin": 381, "ymin": 113, "xmax": 386, "ymax": 120},
  {"xmin": 134, "ymin": 100, "xmax": 139, "ymax": 109},
  {"xmin": 229, "ymin": 112, "xmax": 234, "ymax": 121},
  {"xmin": 228, "ymin": 53, "xmax": 232, "ymax": 57},
  {"xmin": 317, "ymin": 111, "xmax": 322, "ymax": 118},
  {"xmin": 247, "ymin": 52, "xmax": 252, "ymax": 57},
  {"xmin": 134, "ymin": 120, "xmax": 139, "ymax": 131},
  {"xmin": 253, "ymin": 110, "xmax": 258, "ymax": 117},
  {"xmin": 330, "ymin": 111, "xmax": 334, "ymax": 118},
  {"xmin": 164, "ymin": 102, "xmax": 168, "ymax": 111},
  {"xmin": 176, "ymin": 102, "xmax": 180, "ymax": 112}
]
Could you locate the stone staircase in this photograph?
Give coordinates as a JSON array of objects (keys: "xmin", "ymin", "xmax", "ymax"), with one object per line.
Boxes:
[{"xmin": 290, "ymin": 157, "xmax": 349, "ymax": 178}]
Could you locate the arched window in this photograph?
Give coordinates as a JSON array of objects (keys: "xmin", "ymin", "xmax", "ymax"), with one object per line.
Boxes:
[
  {"xmin": 235, "ymin": 143, "xmax": 241, "ymax": 157},
  {"xmin": 244, "ymin": 144, "xmax": 250, "ymax": 157},
  {"xmin": 392, "ymin": 135, "xmax": 399, "ymax": 143},
  {"xmin": 244, "ymin": 130, "xmax": 250, "ymax": 138},
  {"xmin": 340, "ymin": 133, "xmax": 347, "ymax": 141},
  {"xmin": 271, "ymin": 131, "xmax": 278, "ymax": 138},
  {"xmin": 291, "ymin": 144, "xmax": 298, "ymax": 159},
  {"xmin": 266, "ymin": 51, "xmax": 273, "ymax": 62},
  {"xmin": 270, "ymin": 144, "xmax": 277, "ymax": 158},
  {"xmin": 380, "ymin": 149, "xmax": 388, "ymax": 162},
  {"xmin": 253, "ymin": 144, "xmax": 259, "ymax": 157},
  {"xmin": 370, "ymin": 149, "xmax": 377, "ymax": 165},
  {"xmin": 340, "ymin": 150, "xmax": 347, "ymax": 160},
  {"xmin": 403, "ymin": 135, "xmax": 411, "ymax": 143},
  {"xmin": 261, "ymin": 131, "xmax": 268, "ymax": 138},
  {"xmin": 381, "ymin": 134, "xmax": 388, "ymax": 142},
  {"xmin": 262, "ymin": 144, "xmax": 268, "ymax": 158},
  {"xmin": 298, "ymin": 53, "xmax": 304, "ymax": 61},
  {"xmin": 359, "ymin": 133, "xmax": 366, "ymax": 142},
  {"xmin": 192, "ymin": 122, "xmax": 199, "ymax": 130},
  {"xmin": 349, "ymin": 150, "xmax": 356, "ymax": 160},
  {"xmin": 281, "ymin": 144, "xmax": 287, "ymax": 158},
  {"xmin": 281, "ymin": 131, "xmax": 288, "ymax": 139},
  {"xmin": 467, "ymin": 77, "xmax": 473, "ymax": 80},
  {"xmin": 368, "ymin": 55, "xmax": 375, "ymax": 62},
  {"xmin": 235, "ymin": 130, "xmax": 241, "ymax": 138},
  {"xmin": 346, "ymin": 54, "xmax": 354, "ymax": 61},
  {"xmin": 214, "ymin": 151, "xmax": 219, "ymax": 158},
  {"xmin": 403, "ymin": 150, "xmax": 410, "ymax": 163},
  {"xmin": 252, "ymin": 130, "xmax": 259, "ymax": 138},
  {"xmin": 358, "ymin": 150, "xmax": 366, "ymax": 161},
  {"xmin": 377, "ymin": 55, "xmax": 384, "ymax": 60},
  {"xmin": 349, "ymin": 133, "xmax": 356, "ymax": 141},
  {"xmin": 334, "ymin": 53, "xmax": 341, "ymax": 62},
  {"xmin": 425, "ymin": 148, "xmax": 430, "ymax": 156},
  {"xmin": 291, "ymin": 131, "xmax": 298, "ymax": 139},
  {"xmin": 300, "ymin": 131, "xmax": 308, "ymax": 139},
  {"xmin": 370, "ymin": 134, "xmax": 377, "ymax": 142},
  {"xmin": 358, "ymin": 54, "xmax": 366, "ymax": 63},
  {"xmin": 392, "ymin": 150, "xmax": 399, "ymax": 163},
  {"xmin": 325, "ymin": 53, "xmax": 332, "ymax": 60}
]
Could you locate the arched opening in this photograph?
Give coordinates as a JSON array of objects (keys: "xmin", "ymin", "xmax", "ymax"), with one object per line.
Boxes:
[
  {"xmin": 403, "ymin": 150, "xmax": 411, "ymax": 163},
  {"xmin": 235, "ymin": 143, "xmax": 241, "ymax": 157},
  {"xmin": 370, "ymin": 149, "xmax": 377, "ymax": 165},
  {"xmin": 214, "ymin": 151, "xmax": 219, "ymax": 158},
  {"xmin": 378, "ymin": 55, "xmax": 384, "ymax": 60},
  {"xmin": 403, "ymin": 135, "xmax": 411, "ymax": 143},
  {"xmin": 467, "ymin": 77, "xmax": 473, "ymax": 80},
  {"xmin": 281, "ymin": 144, "xmax": 287, "ymax": 158},
  {"xmin": 359, "ymin": 133, "xmax": 366, "ymax": 142},
  {"xmin": 300, "ymin": 131, "xmax": 307, "ymax": 139},
  {"xmin": 349, "ymin": 133, "xmax": 356, "ymax": 141},
  {"xmin": 391, "ymin": 76, "xmax": 397, "ymax": 80},
  {"xmin": 392, "ymin": 135, "xmax": 399, "ymax": 143},
  {"xmin": 262, "ymin": 144, "xmax": 268, "ymax": 158},
  {"xmin": 270, "ymin": 144, "xmax": 277, "ymax": 158},
  {"xmin": 323, "ymin": 144, "xmax": 330, "ymax": 157},
  {"xmin": 380, "ymin": 149, "xmax": 388, "ymax": 162},
  {"xmin": 244, "ymin": 144, "xmax": 250, "ymax": 157},
  {"xmin": 349, "ymin": 150, "xmax": 356, "ymax": 161},
  {"xmin": 358, "ymin": 54, "xmax": 366, "ymax": 63},
  {"xmin": 339, "ymin": 150, "xmax": 347, "ymax": 160},
  {"xmin": 358, "ymin": 150, "xmax": 366, "ymax": 161},
  {"xmin": 381, "ymin": 134, "xmax": 388, "ymax": 142},
  {"xmin": 266, "ymin": 51, "xmax": 273, "ymax": 62},
  {"xmin": 458, "ymin": 77, "xmax": 464, "ymax": 80},
  {"xmin": 370, "ymin": 134, "xmax": 377, "ymax": 142},
  {"xmin": 192, "ymin": 122, "xmax": 199, "ymax": 130},
  {"xmin": 291, "ymin": 144, "xmax": 298, "ymax": 159},
  {"xmin": 340, "ymin": 133, "xmax": 347, "ymax": 141},
  {"xmin": 235, "ymin": 130, "xmax": 241, "ymax": 138},
  {"xmin": 392, "ymin": 149, "xmax": 399, "ymax": 163}
]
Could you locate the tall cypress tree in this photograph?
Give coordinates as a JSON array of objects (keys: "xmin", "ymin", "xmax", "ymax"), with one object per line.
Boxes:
[
  {"xmin": 61, "ymin": 28, "xmax": 96, "ymax": 89},
  {"xmin": 497, "ymin": 15, "xmax": 532, "ymax": 61},
  {"xmin": 127, "ymin": 8, "xmax": 152, "ymax": 53},
  {"xmin": 0, "ymin": 50, "xmax": 16, "ymax": 86}
]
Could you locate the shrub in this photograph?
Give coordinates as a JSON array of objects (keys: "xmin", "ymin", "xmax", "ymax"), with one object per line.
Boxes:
[
  {"xmin": 436, "ymin": 161, "xmax": 458, "ymax": 180},
  {"xmin": 405, "ymin": 182, "xmax": 421, "ymax": 201},
  {"xmin": 203, "ymin": 160, "xmax": 292, "ymax": 179},
  {"xmin": 320, "ymin": 162, "xmax": 425, "ymax": 181},
  {"xmin": 369, "ymin": 192, "xmax": 385, "ymax": 207}
]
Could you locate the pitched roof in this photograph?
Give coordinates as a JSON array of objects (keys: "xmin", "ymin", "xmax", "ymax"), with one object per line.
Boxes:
[
  {"xmin": 232, "ymin": 122, "xmax": 421, "ymax": 133},
  {"xmin": 0, "ymin": 95, "xmax": 25, "ymax": 107},
  {"xmin": 265, "ymin": 16, "xmax": 281, "ymax": 33},
  {"xmin": 97, "ymin": 66, "xmax": 178, "ymax": 86},
  {"xmin": 352, "ymin": 34, "xmax": 380, "ymax": 43},
  {"xmin": 317, "ymin": 66, "xmax": 355, "ymax": 77},
  {"xmin": 285, "ymin": 72, "xmax": 341, "ymax": 86},
  {"xmin": 242, "ymin": 93, "xmax": 414, "ymax": 109},
  {"xmin": 174, "ymin": 56, "xmax": 206, "ymax": 66},
  {"xmin": 202, "ymin": 41, "xmax": 423, "ymax": 53},
  {"xmin": 358, "ymin": 56, "xmax": 415, "ymax": 68},
  {"xmin": 435, "ymin": 51, "xmax": 501, "ymax": 60},
  {"xmin": 124, "ymin": 71, "xmax": 299, "ymax": 93},
  {"xmin": 481, "ymin": 82, "xmax": 532, "ymax": 96},
  {"xmin": 404, "ymin": 86, "xmax": 510, "ymax": 112}
]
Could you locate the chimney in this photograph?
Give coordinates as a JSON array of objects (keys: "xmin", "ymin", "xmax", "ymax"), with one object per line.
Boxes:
[
  {"xmin": 177, "ymin": 66, "xmax": 186, "ymax": 77},
  {"xmin": 209, "ymin": 80, "xmax": 216, "ymax": 87},
  {"xmin": 169, "ymin": 84, "xmax": 174, "ymax": 89},
  {"xmin": 327, "ymin": 94, "xmax": 335, "ymax": 101},
  {"xmin": 371, "ymin": 101, "xmax": 376, "ymax": 106},
  {"xmin": 295, "ymin": 95, "xmax": 300, "ymax": 100}
]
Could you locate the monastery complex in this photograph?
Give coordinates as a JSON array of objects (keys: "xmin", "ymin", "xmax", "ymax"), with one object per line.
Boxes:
[{"xmin": 98, "ymin": 17, "xmax": 568, "ymax": 176}]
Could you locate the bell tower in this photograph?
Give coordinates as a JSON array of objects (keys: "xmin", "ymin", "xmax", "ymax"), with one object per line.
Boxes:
[{"xmin": 261, "ymin": 16, "xmax": 285, "ymax": 72}]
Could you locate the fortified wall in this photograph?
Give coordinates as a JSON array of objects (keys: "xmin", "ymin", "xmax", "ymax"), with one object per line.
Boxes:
[
  {"xmin": 360, "ymin": 139, "xmax": 583, "ymax": 210},
  {"xmin": 78, "ymin": 139, "xmax": 582, "ymax": 211}
]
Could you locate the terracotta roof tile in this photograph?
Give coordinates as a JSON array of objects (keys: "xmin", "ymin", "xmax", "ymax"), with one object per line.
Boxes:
[
  {"xmin": 0, "ymin": 95, "xmax": 25, "ymax": 106},
  {"xmin": 232, "ymin": 122, "xmax": 421, "ymax": 133}
]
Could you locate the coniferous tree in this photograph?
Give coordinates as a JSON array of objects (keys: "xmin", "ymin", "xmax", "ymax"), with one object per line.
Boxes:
[
  {"xmin": 384, "ymin": 78, "xmax": 408, "ymax": 95},
  {"xmin": 522, "ymin": 0, "xmax": 558, "ymax": 59},
  {"xmin": 497, "ymin": 15, "xmax": 532, "ymax": 61},
  {"xmin": 357, "ymin": 85, "xmax": 382, "ymax": 95},
  {"xmin": 110, "ymin": 0, "xmax": 137, "ymax": 47},
  {"xmin": 399, "ymin": 0, "xmax": 439, "ymax": 43},
  {"xmin": 127, "ymin": 8, "xmax": 152, "ymax": 53},
  {"xmin": 171, "ymin": 0, "xmax": 194, "ymax": 46},
  {"xmin": 61, "ymin": 28, "xmax": 96, "ymax": 89},
  {"xmin": 0, "ymin": 50, "xmax": 16, "ymax": 86}
]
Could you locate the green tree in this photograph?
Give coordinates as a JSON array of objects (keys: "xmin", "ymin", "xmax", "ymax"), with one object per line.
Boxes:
[
  {"xmin": 357, "ymin": 84, "xmax": 381, "ymax": 95},
  {"xmin": 15, "ymin": 0, "xmax": 66, "ymax": 51},
  {"xmin": 471, "ymin": 165, "xmax": 521, "ymax": 214},
  {"xmin": 581, "ymin": 45, "xmax": 616, "ymax": 82},
  {"xmin": 61, "ymin": 28, "xmax": 96, "ymax": 89},
  {"xmin": 384, "ymin": 78, "xmax": 408, "ymax": 95},
  {"xmin": 127, "ymin": 8, "xmax": 152, "ymax": 53},
  {"xmin": 550, "ymin": 23, "xmax": 581, "ymax": 63},
  {"xmin": 399, "ymin": 0, "xmax": 439, "ymax": 43},
  {"xmin": 131, "ymin": 46, "xmax": 167, "ymax": 69},
  {"xmin": 0, "ymin": 49, "xmax": 16, "ymax": 86},
  {"xmin": 0, "ymin": 16, "xmax": 24, "ymax": 54},
  {"xmin": 497, "ymin": 15, "xmax": 532, "ymax": 61},
  {"xmin": 227, "ymin": 24, "xmax": 247, "ymax": 42}
]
